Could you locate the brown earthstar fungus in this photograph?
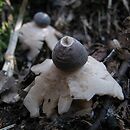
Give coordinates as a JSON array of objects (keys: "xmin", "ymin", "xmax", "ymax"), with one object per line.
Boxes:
[
  {"xmin": 24, "ymin": 36, "xmax": 124, "ymax": 118},
  {"xmin": 19, "ymin": 12, "xmax": 63, "ymax": 62}
]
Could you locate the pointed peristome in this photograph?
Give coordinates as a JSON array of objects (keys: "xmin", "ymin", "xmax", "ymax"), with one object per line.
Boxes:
[{"xmin": 52, "ymin": 36, "xmax": 88, "ymax": 71}]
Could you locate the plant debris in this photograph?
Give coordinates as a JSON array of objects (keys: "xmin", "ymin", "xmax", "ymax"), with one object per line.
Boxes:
[{"xmin": 0, "ymin": 0, "xmax": 130, "ymax": 130}]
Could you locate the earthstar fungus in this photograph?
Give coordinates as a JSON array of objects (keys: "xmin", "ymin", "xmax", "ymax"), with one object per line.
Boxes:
[
  {"xmin": 52, "ymin": 36, "xmax": 88, "ymax": 71},
  {"xmin": 24, "ymin": 36, "xmax": 124, "ymax": 117},
  {"xmin": 19, "ymin": 12, "xmax": 62, "ymax": 61}
]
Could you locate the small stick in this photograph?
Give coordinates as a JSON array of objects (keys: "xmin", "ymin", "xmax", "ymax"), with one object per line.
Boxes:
[
  {"xmin": 103, "ymin": 49, "xmax": 115, "ymax": 63},
  {"xmin": 2, "ymin": 0, "xmax": 28, "ymax": 77},
  {"xmin": 0, "ymin": 124, "xmax": 16, "ymax": 130},
  {"xmin": 5, "ymin": 0, "xmax": 13, "ymax": 10},
  {"xmin": 107, "ymin": 0, "xmax": 112, "ymax": 34},
  {"xmin": 122, "ymin": 0, "xmax": 129, "ymax": 13}
]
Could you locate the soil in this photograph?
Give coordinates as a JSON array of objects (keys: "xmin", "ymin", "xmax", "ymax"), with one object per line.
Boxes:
[{"xmin": 0, "ymin": 0, "xmax": 130, "ymax": 130}]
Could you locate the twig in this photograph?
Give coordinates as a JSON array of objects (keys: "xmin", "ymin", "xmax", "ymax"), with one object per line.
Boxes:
[
  {"xmin": 0, "ymin": 124, "xmax": 16, "ymax": 130},
  {"xmin": 107, "ymin": 0, "xmax": 112, "ymax": 34},
  {"xmin": 2, "ymin": 0, "xmax": 28, "ymax": 77},
  {"xmin": 122, "ymin": 0, "xmax": 129, "ymax": 13},
  {"xmin": 112, "ymin": 3, "xmax": 121, "ymax": 31},
  {"xmin": 5, "ymin": 0, "xmax": 13, "ymax": 10},
  {"xmin": 80, "ymin": 16, "xmax": 92, "ymax": 47},
  {"xmin": 103, "ymin": 49, "xmax": 116, "ymax": 63}
]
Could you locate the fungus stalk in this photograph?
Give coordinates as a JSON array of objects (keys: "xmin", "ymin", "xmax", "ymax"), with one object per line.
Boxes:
[{"xmin": 24, "ymin": 36, "xmax": 124, "ymax": 118}]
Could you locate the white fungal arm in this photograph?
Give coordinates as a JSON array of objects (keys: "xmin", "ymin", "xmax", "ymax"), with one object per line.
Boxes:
[
  {"xmin": 24, "ymin": 59, "xmax": 53, "ymax": 117},
  {"xmin": 31, "ymin": 59, "xmax": 52, "ymax": 74},
  {"xmin": 19, "ymin": 22, "xmax": 45, "ymax": 60},
  {"xmin": 58, "ymin": 96, "xmax": 73, "ymax": 114},
  {"xmin": 19, "ymin": 23, "xmax": 62, "ymax": 60},
  {"xmin": 67, "ymin": 56, "xmax": 124, "ymax": 101},
  {"xmin": 24, "ymin": 75, "xmax": 47, "ymax": 117},
  {"xmin": 44, "ymin": 26, "xmax": 60, "ymax": 50},
  {"xmin": 42, "ymin": 87, "xmax": 59, "ymax": 117},
  {"xmin": 24, "ymin": 59, "xmax": 65, "ymax": 117},
  {"xmin": 54, "ymin": 29, "xmax": 63, "ymax": 38},
  {"xmin": 19, "ymin": 22, "xmax": 45, "ymax": 45}
]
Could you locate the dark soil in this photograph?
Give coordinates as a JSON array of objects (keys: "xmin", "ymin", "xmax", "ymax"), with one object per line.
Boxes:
[{"xmin": 0, "ymin": 0, "xmax": 130, "ymax": 130}]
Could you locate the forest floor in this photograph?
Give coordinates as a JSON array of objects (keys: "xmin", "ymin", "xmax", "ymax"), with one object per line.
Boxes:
[{"xmin": 0, "ymin": 0, "xmax": 130, "ymax": 130}]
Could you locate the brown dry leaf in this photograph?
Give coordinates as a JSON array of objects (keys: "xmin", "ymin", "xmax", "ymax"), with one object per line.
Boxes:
[
  {"xmin": 106, "ymin": 60, "xmax": 120, "ymax": 74},
  {"xmin": 90, "ymin": 44, "xmax": 107, "ymax": 61}
]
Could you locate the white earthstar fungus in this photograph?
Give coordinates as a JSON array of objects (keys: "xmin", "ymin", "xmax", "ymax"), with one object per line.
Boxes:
[
  {"xmin": 24, "ymin": 36, "xmax": 124, "ymax": 118},
  {"xmin": 19, "ymin": 12, "xmax": 62, "ymax": 61}
]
